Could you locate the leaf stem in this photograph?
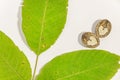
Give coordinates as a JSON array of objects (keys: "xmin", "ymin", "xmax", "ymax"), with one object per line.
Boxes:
[{"xmin": 32, "ymin": 55, "xmax": 39, "ymax": 80}]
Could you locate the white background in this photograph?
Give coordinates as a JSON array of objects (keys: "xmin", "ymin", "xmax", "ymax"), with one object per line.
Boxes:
[{"xmin": 0, "ymin": 0, "xmax": 120, "ymax": 80}]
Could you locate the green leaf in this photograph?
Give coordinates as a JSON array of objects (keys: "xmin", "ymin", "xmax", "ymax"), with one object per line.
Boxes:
[
  {"xmin": 36, "ymin": 50, "xmax": 120, "ymax": 80},
  {"xmin": 0, "ymin": 31, "xmax": 32, "ymax": 80},
  {"xmin": 22, "ymin": 0, "xmax": 68, "ymax": 55}
]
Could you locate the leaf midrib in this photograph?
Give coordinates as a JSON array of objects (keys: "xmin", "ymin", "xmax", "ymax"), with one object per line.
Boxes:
[
  {"xmin": 37, "ymin": 0, "xmax": 49, "ymax": 54},
  {"xmin": 0, "ymin": 55, "xmax": 24, "ymax": 80},
  {"xmin": 57, "ymin": 62, "xmax": 118, "ymax": 80}
]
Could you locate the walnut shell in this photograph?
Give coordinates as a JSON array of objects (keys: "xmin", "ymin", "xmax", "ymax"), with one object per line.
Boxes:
[
  {"xmin": 95, "ymin": 19, "xmax": 112, "ymax": 38},
  {"xmin": 82, "ymin": 32, "xmax": 100, "ymax": 48}
]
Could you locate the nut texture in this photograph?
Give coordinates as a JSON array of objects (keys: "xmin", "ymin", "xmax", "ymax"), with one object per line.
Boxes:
[{"xmin": 82, "ymin": 32, "xmax": 100, "ymax": 48}]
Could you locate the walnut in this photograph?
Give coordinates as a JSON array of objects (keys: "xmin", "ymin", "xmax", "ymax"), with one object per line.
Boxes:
[
  {"xmin": 82, "ymin": 32, "xmax": 100, "ymax": 48},
  {"xmin": 95, "ymin": 19, "xmax": 112, "ymax": 38}
]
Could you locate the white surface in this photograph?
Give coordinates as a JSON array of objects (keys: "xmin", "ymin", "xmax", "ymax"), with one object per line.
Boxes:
[{"xmin": 0, "ymin": 0, "xmax": 120, "ymax": 80}]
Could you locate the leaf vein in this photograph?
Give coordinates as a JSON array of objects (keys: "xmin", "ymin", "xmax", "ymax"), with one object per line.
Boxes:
[
  {"xmin": 37, "ymin": 0, "xmax": 49, "ymax": 54},
  {"xmin": 57, "ymin": 62, "xmax": 116, "ymax": 80}
]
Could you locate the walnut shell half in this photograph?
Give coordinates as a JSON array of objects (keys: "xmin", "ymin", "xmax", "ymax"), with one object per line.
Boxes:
[
  {"xmin": 82, "ymin": 32, "xmax": 100, "ymax": 48},
  {"xmin": 95, "ymin": 19, "xmax": 112, "ymax": 38}
]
